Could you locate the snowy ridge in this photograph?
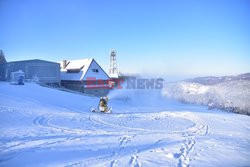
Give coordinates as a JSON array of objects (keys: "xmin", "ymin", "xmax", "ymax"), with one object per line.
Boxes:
[{"xmin": 186, "ymin": 73, "xmax": 250, "ymax": 85}]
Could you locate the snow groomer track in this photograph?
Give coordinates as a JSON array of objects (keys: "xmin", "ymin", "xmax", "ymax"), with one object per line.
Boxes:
[{"xmin": 0, "ymin": 107, "xmax": 212, "ymax": 167}]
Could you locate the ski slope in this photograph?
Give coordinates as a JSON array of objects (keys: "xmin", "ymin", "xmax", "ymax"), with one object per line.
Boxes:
[{"xmin": 0, "ymin": 82, "xmax": 249, "ymax": 167}]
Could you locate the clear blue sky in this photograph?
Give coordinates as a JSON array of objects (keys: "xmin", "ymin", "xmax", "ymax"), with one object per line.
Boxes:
[{"xmin": 0, "ymin": 0, "xmax": 249, "ymax": 77}]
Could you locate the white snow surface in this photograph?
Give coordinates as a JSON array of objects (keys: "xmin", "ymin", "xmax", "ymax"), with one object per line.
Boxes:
[
  {"xmin": 0, "ymin": 82, "xmax": 250, "ymax": 167},
  {"xmin": 60, "ymin": 58, "xmax": 92, "ymax": 81},
  {"xmin": 64, "ymin": 59, "xmax": 92, "ymax": 70},
  {"xmin": 60, "ymin": 58, "xmax": 109, "ymax": 81},
  {"xmin": 162, "ymin": 80, "xmax": 250, "ymax": 115}
]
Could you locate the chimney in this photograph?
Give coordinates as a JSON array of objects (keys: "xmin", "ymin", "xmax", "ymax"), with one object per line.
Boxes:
[{"xmin": 62, "ymin": 60, "xmax": 67, "ymax": 69}]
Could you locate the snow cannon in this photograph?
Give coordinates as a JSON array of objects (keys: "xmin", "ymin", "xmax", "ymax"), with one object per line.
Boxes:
[
  {"xmin": 91, "ymin": 96, "xmax": 112, "ymax": 113},
  {"xmin": 99, "ymin": 96, "xmax": 108, "ymax": 112}
]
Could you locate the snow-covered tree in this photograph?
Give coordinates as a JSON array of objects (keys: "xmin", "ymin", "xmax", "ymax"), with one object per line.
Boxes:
[{"xmin": 0, "ymin": 50, "xmax": 7, "ymax": 64}]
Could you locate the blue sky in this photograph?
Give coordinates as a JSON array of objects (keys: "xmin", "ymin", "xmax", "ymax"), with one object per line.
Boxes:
[{"xmin": 0, "ymin": 0, "xmax": 249, "ymax": 77}]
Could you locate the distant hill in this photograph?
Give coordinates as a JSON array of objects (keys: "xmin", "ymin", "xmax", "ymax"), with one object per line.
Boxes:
[
  {"xmin": 163, "ymin": 73, "xmax": 250, "ymax": 115},
  {"xmin": 186, "ymin": 73, "xmax": 250, "ymax": 85}
]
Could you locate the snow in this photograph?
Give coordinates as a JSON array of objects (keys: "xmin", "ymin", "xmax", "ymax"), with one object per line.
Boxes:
[
  {"xmin": 181, "ymin": 83, "xmax": 209, "ymax": 95},
  {"xmin": 61, "ymin": 58, "xmax": 92, "ymax": 70},
  {"xmin": 109, "ymin": 73, "xmax": 119, "ymax": 79},
  {"xmin": 162, "ymin": 80, "xmax": 250, "ymax": 115},
  {"xmin": 60, "ymin": 58, "xmax": 92, "ymax": 81},
  {"xmin": 0, "ymin": 82, "xmax": 250, "ymax": 167},
  {"xmin": 60, "ymin": 58, "xmax": 109, "ymax": 81}
]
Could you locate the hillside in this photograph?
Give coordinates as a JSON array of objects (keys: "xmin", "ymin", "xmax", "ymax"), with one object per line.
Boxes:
[
  {"xmin": 163, "ymin": 74, "xmax": 250, "ymax": 115},
  {"xmin": 0, "ymin": 82, "xmax": 250, "ymax": 167}
]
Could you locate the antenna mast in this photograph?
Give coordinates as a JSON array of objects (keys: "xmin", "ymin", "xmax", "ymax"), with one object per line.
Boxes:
[{"xmin": 109, "ymin": 50, "xmax": 118, "ymax": 77}]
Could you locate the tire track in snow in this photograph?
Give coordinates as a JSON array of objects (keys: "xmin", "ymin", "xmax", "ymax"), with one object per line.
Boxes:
[
  {"xmin": 1, "ymin": 105, "xmax": 211, "ymax": 167},
  {"xmin": 88, "ymin": 111, "xmax": 209, "ymax": 167},
  {"xmin": 33, "ymin": 114, "xmax": 109, "ymax": 135},
  {"xmin": 89, "ymin": 113, "xmax": 154, "ymax": 132},
  {"xmin": 88, "ymin": 112, "xmax": 195, "ymax": 134}
]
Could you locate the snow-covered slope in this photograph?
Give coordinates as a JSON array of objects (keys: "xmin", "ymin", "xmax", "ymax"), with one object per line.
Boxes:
[
  {"xmin": 162, "ymin": 80, "xmax": 250, "ymax": 115},
  {"xmin": 0, "ymin": 82, "xmax": 250, "ymax": 167}
]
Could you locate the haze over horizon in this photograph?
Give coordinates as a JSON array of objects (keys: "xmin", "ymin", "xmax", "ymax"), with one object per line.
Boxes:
[{"xmin": 0, "ymin": 0, "xmax": 249, "ymax": 77}]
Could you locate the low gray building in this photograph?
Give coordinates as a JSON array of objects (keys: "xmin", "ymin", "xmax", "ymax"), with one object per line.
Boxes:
[{"xmin": 0, "ymin": 59, "xmax": 60, "ymax": 85}]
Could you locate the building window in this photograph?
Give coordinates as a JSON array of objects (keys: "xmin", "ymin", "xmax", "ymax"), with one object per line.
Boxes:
[{"xmin": 92, "ymin": 69, "xmax": 99, "ymax": 73}]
